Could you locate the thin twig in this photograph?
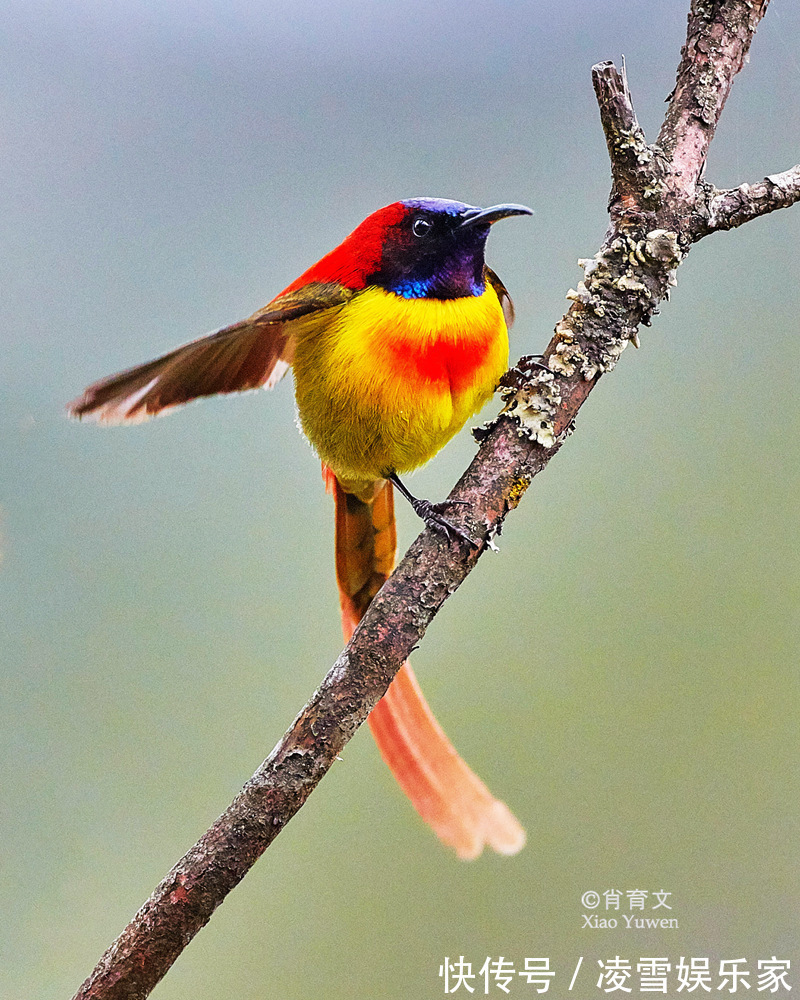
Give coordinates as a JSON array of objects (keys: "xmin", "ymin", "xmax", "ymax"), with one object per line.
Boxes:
[{"xmin": 73, "ymin": 2, "xmax": 794, "ymax": 997}]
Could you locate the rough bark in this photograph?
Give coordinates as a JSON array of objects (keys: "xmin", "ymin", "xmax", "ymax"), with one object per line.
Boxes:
[{"xmin": 73, "ymin": 2, "xmax": 799, "ymax": 997}]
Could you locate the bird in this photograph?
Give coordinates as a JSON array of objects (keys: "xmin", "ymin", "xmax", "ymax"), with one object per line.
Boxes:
[{"xmin": 69, "ymin": 197, "xmax": 532, "ymax": 859}]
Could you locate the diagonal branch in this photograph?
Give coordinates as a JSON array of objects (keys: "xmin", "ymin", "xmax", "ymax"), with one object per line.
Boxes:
[
  {"xmin": 658, "ymin": 0, "xmax": 772, "ymax": 206},
  {"xmin": 73, "ymin": 2, "xmax": 794, "ymax": 998}
]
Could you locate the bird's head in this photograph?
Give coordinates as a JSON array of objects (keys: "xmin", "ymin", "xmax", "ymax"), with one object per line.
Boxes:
[
  {"xmin": 361, "ymin": 198, "xmax": 533, "ymax": 300},
  {"xmin": 282, "ymin": 198, "xmax": 532, "ymax": 300}
]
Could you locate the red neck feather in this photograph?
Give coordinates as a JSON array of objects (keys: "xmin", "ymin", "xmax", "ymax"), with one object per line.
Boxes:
[{"xmin": 280, "ymin": 202, "xmax": 406, "ymax": 295}]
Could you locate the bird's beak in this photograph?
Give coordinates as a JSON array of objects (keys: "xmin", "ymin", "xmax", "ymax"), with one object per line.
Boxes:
[{"xmin": 459, "ymin": 203, "xmax": 533, "ymax": 228}]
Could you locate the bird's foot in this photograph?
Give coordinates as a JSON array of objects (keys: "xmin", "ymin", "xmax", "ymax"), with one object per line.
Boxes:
[
  {"xmin": 525, "ymin": 353, "xmax": 553, "ymax": 373},
  {"xmin": 389, "ymin": 473, "xmax": 476, "ymax": 546},
  {"xmin": 409, "ymin": 497, "xmax": 476, "ymax": 546},
  {"xmin": 497, "ymin": 355, "xmax": 552, "ymax": 390}
]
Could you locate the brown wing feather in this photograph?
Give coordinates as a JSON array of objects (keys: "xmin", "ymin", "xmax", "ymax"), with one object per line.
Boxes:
[
  {"xmin": 68, "ymin": 281, "xmax": 353, "ymax": 424},
  {"xmin": 485, "ymin": 266, "xmax": 515, "ymax": 329}
]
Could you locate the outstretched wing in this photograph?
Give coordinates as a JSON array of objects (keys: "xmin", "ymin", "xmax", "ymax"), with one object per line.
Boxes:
[
  {"xmin": 485, "ymin": 266, "xmax": 515, "ymax": 329},
  {"xmin": 68, "ymin": 282, "xmax": 354, "ymax": 424}
]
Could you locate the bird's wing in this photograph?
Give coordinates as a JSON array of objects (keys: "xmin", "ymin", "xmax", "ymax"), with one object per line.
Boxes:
[
  {"xmin": 485, "ymin": 266, "xmax": 515, "ymax": 329},
  {"xmin": 68, "ymin": 281, "xmax": 354, "ymax": 424}
]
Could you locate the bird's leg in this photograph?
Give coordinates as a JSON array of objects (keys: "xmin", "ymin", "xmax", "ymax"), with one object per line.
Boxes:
[{"xmin": 389, "ymin": 473, "xmax": 476, "ymax": 546}]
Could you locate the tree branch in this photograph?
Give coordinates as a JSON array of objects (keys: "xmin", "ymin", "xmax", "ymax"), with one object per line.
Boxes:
[
  {"xmin": 73, "ymin": 2, "xmax": 794, "ymax": 997},
  {"xmin": 699, "ymin": 165, "xmax": 800, "ymax": 234},
  {"xmin": 591, "ymin": 58, "xmax": 661, "ymax": 210},
  {"xmin": 658, "ymin": 0, "xmax": 772, "ymax": 206}
]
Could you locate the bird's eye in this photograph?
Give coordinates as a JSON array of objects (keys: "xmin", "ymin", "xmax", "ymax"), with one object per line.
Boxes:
[{"xmin": 412, "ymin": 217, "xmax": 433, "ymax": 238}]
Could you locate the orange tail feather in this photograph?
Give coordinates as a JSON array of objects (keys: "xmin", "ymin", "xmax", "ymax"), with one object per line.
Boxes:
[{"xmin": 328, "ymin": 469, "xmax": 525, "ymax": 859}]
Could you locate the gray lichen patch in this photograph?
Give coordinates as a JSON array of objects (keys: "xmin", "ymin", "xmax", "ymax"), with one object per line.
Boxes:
[
  {"xmin": 643, "ymin": 229, "xmax": 683, "ymax": 266},
  {"xmin": 616, "ymin": 273, "xmax": 650, "ymax": 295},
  {"xmin": 549, "ymin": 228, "xmax": 685, "ymax": 377},
  {"xmin": 615, "ymin": 127, "xmax": 654, "ymax": 165},
  {"xmin": 497, "ymin": 369, "xmax": 562, "ymax": 449},
  {"xmin": 566, "ymin": 280, "xmax": 606, "ymax": 317},
  {"xmin": 548, "ymin": 325, "xmax": 597, "ymax": 380}
]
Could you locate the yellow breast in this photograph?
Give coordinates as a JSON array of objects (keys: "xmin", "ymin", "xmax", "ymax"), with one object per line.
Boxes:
[{"xmin": 292, "ymin": 284, "xmax": 509, "ymax": 491}]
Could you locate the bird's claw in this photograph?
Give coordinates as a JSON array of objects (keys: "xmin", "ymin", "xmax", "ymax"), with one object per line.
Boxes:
[{"xmin": 410, "ymin": 498, "xmax": 477, "ymax": 547}]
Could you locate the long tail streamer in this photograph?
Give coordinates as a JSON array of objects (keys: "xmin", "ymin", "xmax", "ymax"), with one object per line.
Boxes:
[{"xmin": 328, "ymin": 470, "xmax": 525, "ymax": 859}]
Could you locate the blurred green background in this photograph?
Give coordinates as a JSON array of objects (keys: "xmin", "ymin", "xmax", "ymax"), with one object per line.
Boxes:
[{"xmin": 2, "ymin": 1, "xmax": 798, "ymax": 997}]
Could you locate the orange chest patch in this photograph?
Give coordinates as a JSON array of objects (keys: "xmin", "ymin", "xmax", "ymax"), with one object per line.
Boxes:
[
  {"xmin": 386, "ymin": 325, "xmax": 498, "ymax": 393},
  {"xmin": 360, "ymin": 286, "xmax": 508, "ymax": 397}
]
